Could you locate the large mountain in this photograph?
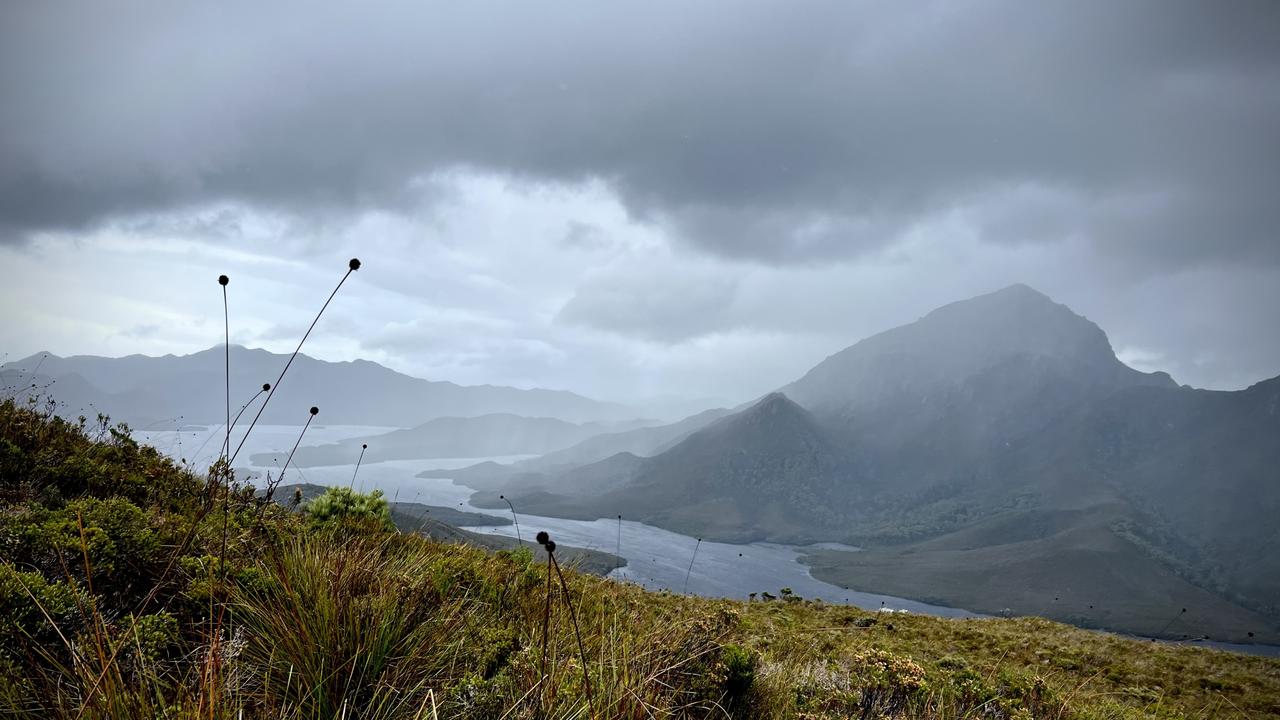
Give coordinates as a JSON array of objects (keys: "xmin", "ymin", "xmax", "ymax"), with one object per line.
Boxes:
[
  {"xmin": 0, "ymin": 345, "xmax": 636, "ymax": 427},
  {"xmin": 779, "ymin": 284, "xmax": 1177, "ymax": 499},
  {"xmin": 480, "ymin": 284, "xmax": 1280, "ymax": 642},
  {"xmin": 784, "ymin": 283, "xmax": 1174, "ymax": 413}
]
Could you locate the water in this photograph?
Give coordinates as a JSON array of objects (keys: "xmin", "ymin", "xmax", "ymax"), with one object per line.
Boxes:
[
  {"xmin": 468, "ymin": 516, "xmax": 974, "ymax": 615},
  {"xmin": 135, "ymin": 424, "xmax": 403, "ymax": 472},
  {"xmin": 135, "ymin": 424, "xmax": 970, "ymax": 615}
]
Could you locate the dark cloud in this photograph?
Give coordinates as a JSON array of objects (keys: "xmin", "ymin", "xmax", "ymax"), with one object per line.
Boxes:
[
  {"xmin": 2, "ymin": 1, "xmax": 1278, "ymax": 269},
  {"xmin": 3, "ymin": 0, "xmax": 1279, "ymax": 397}
]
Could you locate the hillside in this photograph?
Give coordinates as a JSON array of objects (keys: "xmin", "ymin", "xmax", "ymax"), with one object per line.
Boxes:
[
  {"xmin": 0, "ymin": 345, "xmax": 636, "ymax": 427},
  {"xmin": 414, "ymin": 405, "xmax": 735, "ymax": 489},
  {"xmin": 476, "ymin": 285, "xmax": 1280, "ymax": 644},
  {"xmin": 281, "ymin": 482, "xmax": 624, "ymax": 575},
  {"xmin": 802, "ymin": 506, "xmax": 1277, "ymax": 643},
  {"xmin": 2, "ymin": 398, "xmax": 1278, "ymax": 719},
  {"xmin": 477, "ymin": 393, "xmax": 858, "ymax": 541},
  {"xmin": 249, "ymin": 414, "xmax": 659, "ymax": 467}
]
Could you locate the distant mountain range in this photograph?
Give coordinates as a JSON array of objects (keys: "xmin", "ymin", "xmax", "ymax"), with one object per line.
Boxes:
[
  {"xmin": 250, "ymin": 414, "xmax": 661, "ymax": 467},
  {"xmin": 0, "ymin": 345, "xmax": 637, "ymax": 427},
  {"xmin": 416, "ymin": 406, "xmax": 737, "ymax": 488},
  {"xmin": 470, "ymin": 284, "xmax": 1280, "ymax": 642}
]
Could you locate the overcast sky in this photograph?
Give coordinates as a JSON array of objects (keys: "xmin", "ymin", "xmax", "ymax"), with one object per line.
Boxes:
[{"xmin": 1, "ymin": 1, "xmax": 1278, "ymax": 411}]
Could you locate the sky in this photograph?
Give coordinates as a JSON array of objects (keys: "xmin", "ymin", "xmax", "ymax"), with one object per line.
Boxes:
[{"xmin": 1, "ymin": 1, "xmax": 1278, "ymax": 412}]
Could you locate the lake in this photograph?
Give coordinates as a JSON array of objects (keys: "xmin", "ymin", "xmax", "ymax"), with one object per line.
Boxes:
[{"xmin": 135, "ymin": 423, "xmax": 974, "ymax": 615}]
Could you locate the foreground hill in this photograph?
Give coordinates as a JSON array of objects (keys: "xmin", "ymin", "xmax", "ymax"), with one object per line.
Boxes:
[
  {"xmin": 0, "ymin": 345, "xmax": 636, "ymax": 427},
  {"xmin": 481, "ymin": 285, "xmax": 1280, "ymax": 644},
  {"xmin": 2, "ymin": 399, "xmax": 1277, "ymax": 719},
  {"xmin": 281, "ymin": 482, "xmax": 624, "ymax": 575}
]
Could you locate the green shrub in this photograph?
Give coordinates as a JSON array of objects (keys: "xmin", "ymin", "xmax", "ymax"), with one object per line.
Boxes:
[
  {"xmin": 114, "ymin": 612, "xmax": 179, "ymax": 666},
  {"xmin": 7, "ymin": 497, "xmax": 158, "ymax": 585},
  {"xmin": 848, "ymin": 648, "xmax": 927, "ymax": 716},
  {"xmin": 0, "ymin": 562, "xmax": 86, "ymax": 656},
  {"xmin": 719, "ymin": 643, "xmax": 758, "ymax": 705},
  {"xmin": 301, "ymin": 486, "xmax": 394, "ymax": 532}
]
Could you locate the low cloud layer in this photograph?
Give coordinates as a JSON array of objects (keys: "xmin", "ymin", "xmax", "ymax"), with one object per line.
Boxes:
[{"xmin": 2, "ymin": 1, "xmax": 1278, "ymax": 406}]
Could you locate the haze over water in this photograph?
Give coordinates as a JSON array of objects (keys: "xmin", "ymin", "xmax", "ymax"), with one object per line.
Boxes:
[{"xmin": 136, "ymin": 424, "xmax": 973, "ymax": 615}]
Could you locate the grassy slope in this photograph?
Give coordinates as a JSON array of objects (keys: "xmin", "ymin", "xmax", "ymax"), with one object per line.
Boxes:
[
  {"xmin": 285, "ymin": 481, "xmax": 625, "ymax": 575},
  {"xmin": 2, "ymin": 399, "xmax": 1278, "ymax": 719}
]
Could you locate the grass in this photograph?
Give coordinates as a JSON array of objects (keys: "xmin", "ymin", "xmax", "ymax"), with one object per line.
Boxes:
[{"xmin": 2, "ymin": 398, "xmax": 1279, "ymax": 719}]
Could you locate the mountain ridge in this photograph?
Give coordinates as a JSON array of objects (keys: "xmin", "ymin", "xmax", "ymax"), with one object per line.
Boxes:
[
  {"xmin": 1, "ymin": 345, "xmax": 638, "ymax": 427},
  {"xmin": 251, "ymin": 413, "xmax": 661, "ymax": 467}
]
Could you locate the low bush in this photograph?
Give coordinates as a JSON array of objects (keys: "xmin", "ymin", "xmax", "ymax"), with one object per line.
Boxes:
[{"xmin": 301, "ymin": 485, "xmax": 394, "ymax": 532}]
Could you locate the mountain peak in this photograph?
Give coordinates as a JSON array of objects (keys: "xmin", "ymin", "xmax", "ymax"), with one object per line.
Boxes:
[
  {"xmin": 701, "ymin": 391, "xmax": 825, "ymax": 445},
  {"xmin": 754, "ymin": 391, "xmax": 797, "ymax": 410},
  {"xmin": 784, "ymin": 285, "xmax": 1175, "ymax": 411},
  {"xmin": 992, "ymin": 282, "xmax": 1051, "ymax": 300},
  {"xmin": 925, "ymin": 282, "xmax": 1071, "ymax": 320}
]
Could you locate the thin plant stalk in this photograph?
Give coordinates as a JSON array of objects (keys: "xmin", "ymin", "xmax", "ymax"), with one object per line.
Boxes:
[
  {"xmin": 683, "ymin": 537, "xmax": 702, "ymax": 594},
  {"xmin": 349, "ymin": 443, "xmax": 367, "ymax": 489},
  {"xmin": 211, "ymin": 275, "xmax": 235, "ymax": 704},
  {"xmin": 499, "ymin": 494, "xmax": 522, "ymax": 546},
  {"xmin": 209, "ymin": 384, "xmax": 273, "ymax": 604},
  {"xmin": 1157, "ymin": 607, "xmax": 1187, "ymax": 637},
  {"xmin": 219, "ymin": 275, "xmax": 230, "ymax": 460},
  {"xmin": 229, "ymin": 259, "xmax": 360, "ymax": 465},
  {"xmin": 551, "ymin": 552, "xmax": 595, "ymax": 717},
  {"xmin": 189, "ymin": 384, "xmax": 269, "ymax": 468},
  {"xmin": 540, "ymin": 548, "xmax": 554, "ymax": 682},
  {"xmin": 229, "ymin": 383, "xmax": 271, "ymax": 439},
  {"xmin": 266, "ymin": 407, "xmax": 318, "ymax": 504}
]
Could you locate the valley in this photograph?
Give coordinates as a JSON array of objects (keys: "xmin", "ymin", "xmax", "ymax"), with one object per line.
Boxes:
[{"xmin": 20, "ymin": 283, "xmax": 1280, "ymax": 650}]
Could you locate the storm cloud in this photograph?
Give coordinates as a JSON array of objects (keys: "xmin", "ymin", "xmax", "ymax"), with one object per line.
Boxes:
[
  {"xmin": 3, "ymin": 1, "xmax": 1277, "ymax": 262},
  {"xmin": 1, "ymin": 1, "xmax": 1278, "ymax": 404}
]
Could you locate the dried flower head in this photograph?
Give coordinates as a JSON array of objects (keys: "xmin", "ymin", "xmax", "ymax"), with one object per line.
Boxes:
[
  {"xmin": 309, "ymin": 406, "xmax": 319, "ymax": 415},
  {"xmin": 544, "ymin": 540, "xmax": 556, "ymax": 553},
  {"xmin": 362, "ymin": 443, "xmax": 367, "ymax": 449},
  {"xmin": 218, "ymin": 275, "xmax": 229, "ymax": 286},
  {"xmin": 262, "ymin": 383, "xmax": 271, "ymax": 392},
  {"xmin": 348, "ymin": 258, "xmax": 362, "ymax": 271},
  {"xmin": 536, "ymin": 530, "xmax": 550, "ymax": 545}
]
